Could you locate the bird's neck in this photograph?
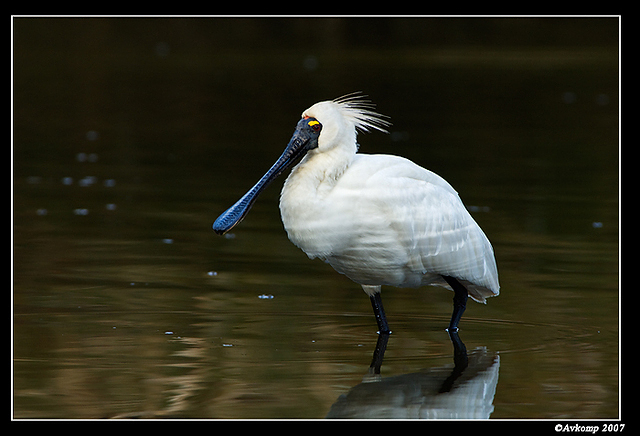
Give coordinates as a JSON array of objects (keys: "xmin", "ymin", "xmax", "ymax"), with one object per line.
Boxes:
[
  {"xmin": 279, "ymin": 143, "xmax": 356, "ymax": 259},
  {"xmin": 288, "ymin": 143, "xmax": 356, "ymax": 193}
]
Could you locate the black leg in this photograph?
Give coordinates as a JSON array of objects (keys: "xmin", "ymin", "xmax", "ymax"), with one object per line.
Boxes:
[
  {"xmin": 369, "ymin": 292, "xmax": 391, "ymax": 334},
  {"xmin": 368, "ymin": 331, "xmax": 390, "ymax": 375},
  {"xmin": 442, "ymin": 275, "xmax": 469, "ymax": 332}
]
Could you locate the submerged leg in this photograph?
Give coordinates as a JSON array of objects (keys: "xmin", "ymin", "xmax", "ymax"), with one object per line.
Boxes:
[
  {"xmin": 442, "ymin": 275, "xmax": 469, "ymax": 332},
  {"xmin": 368, "ymin": 331, "xmax": 390, "ymax": 375},
  {"xmin": 369, "ymin": 292, "xmax": 392, "ymax": 335},
  {"xmin": 439, "ymin": 329, "xmax": 469, "ymax": 393}
]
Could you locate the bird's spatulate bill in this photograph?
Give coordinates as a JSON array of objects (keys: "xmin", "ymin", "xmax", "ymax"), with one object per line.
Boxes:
[{"xmin": 212, "ymin": 119, "xmax": 317, "ymax": 235}]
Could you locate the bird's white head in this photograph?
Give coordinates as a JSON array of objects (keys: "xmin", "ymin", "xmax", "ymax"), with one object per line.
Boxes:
[
  {"xmin": 301, "ymin": 93, "xmax": 391, "ymax": 154},
  {"xmin": 212, "ymin": 93, "xmax": 390, "ymax": 235}
]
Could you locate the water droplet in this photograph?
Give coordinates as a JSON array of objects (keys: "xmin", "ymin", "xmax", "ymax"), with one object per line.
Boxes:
[
  {"xmin": 86, "ymin": 130, "xmax": 99, "ymax": 141},
  {"xmin": 155, "ymin": 42, "xmax": 170, "ymax": 57},
  {"xmin": 303, "ymin": 55, "xmax": 318, "ymax": 71},
  {"xmin": 562, "ymin": 91, "xmax": 576, "ymax": 104},
  {"xmin": 595, "ymin": 93, "xmax": 609, "ymax": 106},
  {"xmin": 79, "ymin": 176, "xmax": 97, "ymax": 187}
]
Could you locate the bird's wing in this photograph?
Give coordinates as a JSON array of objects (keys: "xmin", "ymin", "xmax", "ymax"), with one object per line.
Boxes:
[{"xmin": 360, "ymin": 155, "xmax": 500, "ymax": 301}]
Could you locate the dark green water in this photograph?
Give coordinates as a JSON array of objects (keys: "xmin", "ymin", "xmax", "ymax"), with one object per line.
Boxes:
[{"xmin": 13, "ymin": 17, "xmax": 619, "ymax": 419}]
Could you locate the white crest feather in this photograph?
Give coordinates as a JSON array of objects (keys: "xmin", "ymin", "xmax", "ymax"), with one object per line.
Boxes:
[{"xmin": 332, "ymin": 92, "xmax": 391, "ymax": 134}]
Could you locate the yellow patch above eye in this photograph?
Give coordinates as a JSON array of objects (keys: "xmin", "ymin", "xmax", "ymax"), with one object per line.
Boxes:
[{"xmin": 308, "ymin": 120, "xmax": 320, "ymax": 127}]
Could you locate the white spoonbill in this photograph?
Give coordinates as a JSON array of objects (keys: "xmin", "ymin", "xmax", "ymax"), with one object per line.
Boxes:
[{"xmin": 213, "ymin": 93, "xmax": 499, "ymax": 334}]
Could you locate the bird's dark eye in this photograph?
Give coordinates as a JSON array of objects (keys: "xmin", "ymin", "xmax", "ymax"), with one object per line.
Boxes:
[{"xmin": 308, "ymin": 120, "xmax": 322, "ymax": 132}]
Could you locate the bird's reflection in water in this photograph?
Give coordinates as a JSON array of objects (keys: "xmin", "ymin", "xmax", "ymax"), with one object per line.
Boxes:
[{"xmin": 326, "ymin": 331, "xmax": 500, "ymax": 419}]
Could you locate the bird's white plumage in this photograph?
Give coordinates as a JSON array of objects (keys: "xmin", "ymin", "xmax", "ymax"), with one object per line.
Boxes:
[{"xmin": 279, "ymin": 94, "xmax": 499, "ymax": 303}]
